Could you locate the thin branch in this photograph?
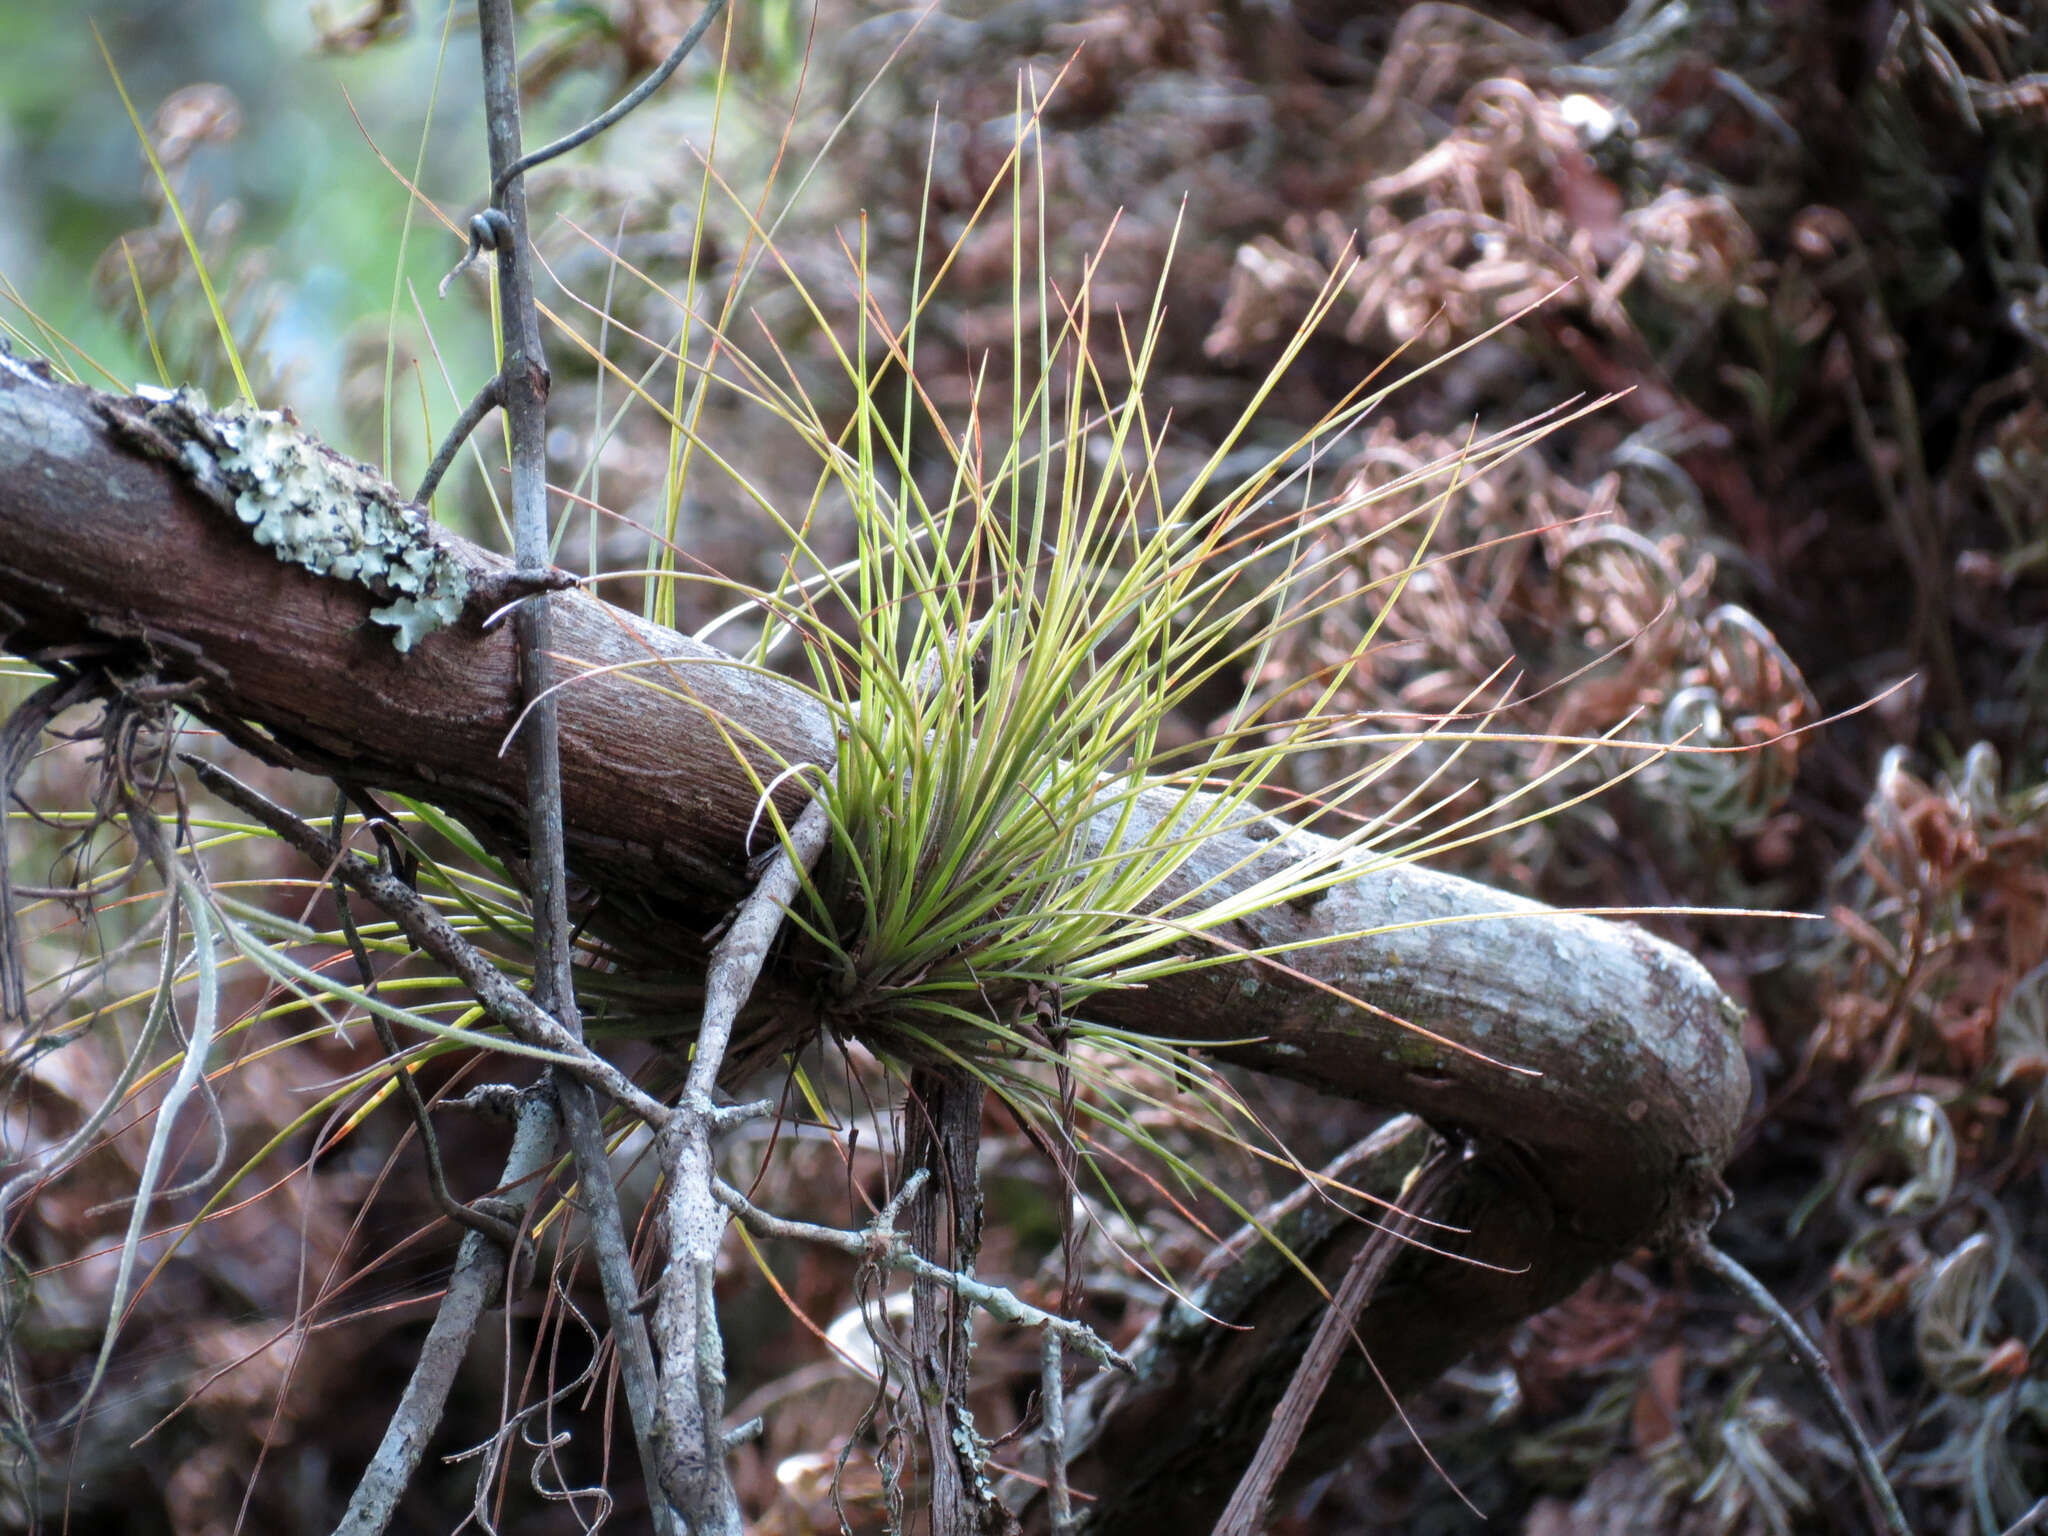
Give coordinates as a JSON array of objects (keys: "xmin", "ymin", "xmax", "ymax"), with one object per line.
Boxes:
[
  {"xmin": 656, "ymin": 642, "xmax": 943, "ymax": 1536},
  {"xmin": 469, "ymin": 0, "xmax": 562, "ymax": 1053},
  {"xmin": 471, "ymin": 0, "xmax": 679, "ymax": 1526},
  {"xmin": 332, "ymin": 853, "xmax": 521, "ymax": 1252},
  {"xmin": 489, "ymin": 0, "xmax": 731, "ymax": 197},
  {"xmin": 413, "ymin": 373, "xmax": 502, "ymax": 506},
  {"xmin": 1686, "ymin": 1236, "xmax": 1911, "ymax": 1536},
  {"xmin": 334, "ymin": 1086, "xmax": 560, "ymax": 1536},
  {"xmin": 650, "ymin": 1114, "xmax": 742, "ymax": 1536},
  {"xmin": 186, "ymin": 759, "xmax": 669, "ymax": 1127},
  {"xmin": 712, "ymin": 1172, "xmax": 1134, "ymax": 1375},
  {"xmin": 1211, "ymin": 1143, "xmax": 1461, "ymax": 1536},
  {"xmin": 556, "ymin": 1077, "xmax": 674, "ymax": 1528},
  {"xmin": 687, "ymin": 789, "xmax": 834, "ymax": 1104},
  {"xmin": 646, "ymin": 788, "xmax": 833, "ymax": 1536}
]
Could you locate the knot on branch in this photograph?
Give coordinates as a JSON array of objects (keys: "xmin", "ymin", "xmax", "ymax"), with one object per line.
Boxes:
[{"xmin": 439, "ymin": 208, "xmax": 514, "ymax": 297}]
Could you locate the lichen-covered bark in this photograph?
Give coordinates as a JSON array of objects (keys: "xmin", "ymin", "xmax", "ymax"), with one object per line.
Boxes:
[{"xmin": 0, "ymin": 359, "xmax": 1750, "ymax": 1524}]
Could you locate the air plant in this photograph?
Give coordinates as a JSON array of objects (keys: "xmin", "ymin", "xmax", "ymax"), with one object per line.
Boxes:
[{"xmin": 0, "ymin": 24, "xmax": 1764, "ymax": 1535}]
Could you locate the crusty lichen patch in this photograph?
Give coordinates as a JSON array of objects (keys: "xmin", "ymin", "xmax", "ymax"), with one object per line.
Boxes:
[{"xmin": 107, "ymin": 388, "xmax": 470, "ymax": 653}]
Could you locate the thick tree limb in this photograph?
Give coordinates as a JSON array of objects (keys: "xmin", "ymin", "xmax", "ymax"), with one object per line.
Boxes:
[{"xmin": 0, "ymin": 360, "xmax": 1751, "ymax": 1524}]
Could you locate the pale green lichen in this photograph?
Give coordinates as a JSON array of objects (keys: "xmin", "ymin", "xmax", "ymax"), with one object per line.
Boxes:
[
  {"xmin": 1718, "ymin": 992, "xmax": 1748, "ymax": 1038},
  {"xmin": 145, "ymin": 389, "xmax": 468, "ymax": 653}
]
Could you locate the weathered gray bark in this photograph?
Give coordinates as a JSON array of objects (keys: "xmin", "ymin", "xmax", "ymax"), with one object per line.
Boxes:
[{"xmin": 0, "ymin": 356, "xmax": 1748, "ymax": 1527}]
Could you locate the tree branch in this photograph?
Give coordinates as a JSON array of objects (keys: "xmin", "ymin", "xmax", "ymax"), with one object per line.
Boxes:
[
  {"xmin": 646, "ymin": 789, "xmax": 832, "ymax": 1534},
  {"xmin": 334, "ymin": 1086, "xmax": 559, "ymax": 1536},
  {"xmin": 466, "ymin": 5, "xmax": 684, "ymax": 1531},
  {"xmin": 0, "ymin": 359, "xmax": 1751, "ymax": 1525},
  {"xmin": 1211, "ymin": 1140, "xmax": 1463, "ymax": 1536}
]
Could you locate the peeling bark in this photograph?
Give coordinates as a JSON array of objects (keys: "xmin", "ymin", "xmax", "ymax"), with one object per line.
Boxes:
[{"xmin": 0, "ymin": 360, "xmax": 1750, "ymax": 1526}]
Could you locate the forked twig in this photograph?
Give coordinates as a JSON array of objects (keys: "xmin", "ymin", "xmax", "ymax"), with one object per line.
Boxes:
[
  {"xmin": 488, "ymin": 0, "xmax": 732, "ymax": 197},
  {"xmin": 333, "ymin": 1086, "xmax": 559, "ymax": 1536},
  {"xmin": 646, "ymin": 787, "xmax": 833, "ymax": 1536}
]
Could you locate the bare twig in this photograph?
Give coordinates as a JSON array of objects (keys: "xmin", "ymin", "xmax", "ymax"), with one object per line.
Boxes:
[
  {"xmin": 711, "ymin": 1172, "xmax": 1133, "ymax": 1375},
  {"xmin": 1212, "ymin": 1142, "xmax": 1461, "ymax": 1536},
  {"xmin": 470, "ymin": 1, "xmax": 679, "ymax": 1525},
  {"xmin": 688, "ymin": 789, "xmax": 834, "ymax": 1102},
  {"xmin": 590, "ymin": 712, "xmax": 887, "ymax": 1527},
  {"xmin": 186, "ymin": 758, "xmax": 668, "ymax": 1127},
  {"xmin": 413, "ymin": 373, "xmax": 502, "ymax": 506},
  {"xmin": 468, "ymin": 4, "xmax": 561, "ymax": 1024},
  {"xmin": 1686, "ymin": 1236, "xmax": 1911, "ymax": 1536},
  {"xmin": 650, "ymin": 1111, "xmax": 743, "ymax": 1536},
  {"xmin": 333, "ymin": 1086, "xmax": 559, "ymax": 1536},
  {"xmin": 331, "ymin": 852, "xmax": 521, "ymax": 1253},
  {"xmin": 556, "ymin": 1078, "xmax": 674, "ymax": 1529},
  {"xmin": 647, "ymin": 788, "xmax": 833, "ymax": 1535},
  {"xmin": 489, "ymin": 0, "xmax": 731, "ymax": 196}
]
